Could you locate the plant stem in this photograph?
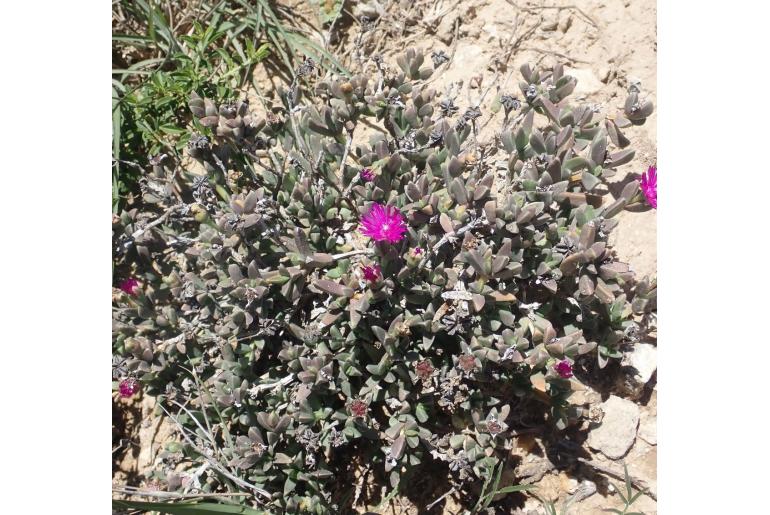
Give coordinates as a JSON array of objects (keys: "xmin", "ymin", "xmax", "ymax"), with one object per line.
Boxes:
[
  {"xmin": 126, "ymin": 204, "xmax": 183, "ymax": 249},
  {"xmin": 339, "ymin": 126, "xmax": 357, "ymax": 198},
  {"xmin": 331, "ymin": 248, "xmax": 374, "ymax": 260},
  {"xmin": 249, "ymin": 374, "xmax": 295, "ymax": 394},
  {"xmin": 113, "ymin": 487, "xmax": 250, "ymax": 499},
  {"xmin": 158, "ymin": 403, "xmax": 271, "ymax": 500},
  {"xmin": 426, "ymin": 487, "xmax": 456, "ymax": 510},
  {"xmin": 418, "ymin": 218, "xmax": 487, "ymax": 270}
]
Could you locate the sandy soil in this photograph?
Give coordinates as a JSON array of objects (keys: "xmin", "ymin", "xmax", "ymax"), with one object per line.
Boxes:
[{"xmin": 421, "ymin": 0, "xmax": 658, "ymax": 279}]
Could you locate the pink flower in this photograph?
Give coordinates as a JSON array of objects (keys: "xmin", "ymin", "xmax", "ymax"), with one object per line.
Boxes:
[
  {"xmin": 360, "ymin": 168, "xmax": 375, "ymax": 182},
  {"xmin": 640, "ymin": 165, "xmax": 657, "ymax": 209},
  {"xmin": 361, "ymin": 264, "xmax": 381, "ymax": 282},
  {"xmin": 415, "ymin": 359, "xmax": 435, "ymax": 381},
  {"xmin": 359, "ymin": 203, "xmax": 407, "ymax": 244},
  {"xmin": 458, "ymin": 354, "xmax": 476, "ymax": 372},
  {"xmin": 554, "ymin": 360, "xmax": 573, "ymax": 379},
  {"xmin": 349, "ymin": 399, "xmax": 369, "ymax": 418},
  {"xmin": 119, "ymin": 278, "xmax": 140, "ymax": 296},
  {"xmin": 118, "ymin": 378, "xmax": 140, "ymax": 398},
  {"xmin": 413, "ymin": 247, "xmax": 424, "ymax": 255}
]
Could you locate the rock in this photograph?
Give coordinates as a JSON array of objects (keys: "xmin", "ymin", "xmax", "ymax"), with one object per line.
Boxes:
[
  {"xmin": 439, "ymin": 44, "xmax": 487, "ymax": 87},
  {"xmin": 353, "ymin": 1, "xmax": 384, "ymax": 20},
  {"xmin": 558, "ymin": 12, "xmax": 573, "ymax": 33},
  {"xmin": 481, "ymin": 23, "xmax": 500, "ymax": 42},
  {"xmin": 513, "ymin": 434, "xmax": 541, "ymax": 454},
  {"xmin": 529, "ymin": 472, "xmax": 566, "ymax": 503},
  {"xmin": 568, "ymin": 383, "xmax": 600, "ymax": 407},
  {"xmin": 617, "ymin": 343, "xmax": 657, "ymax": 399},
  {"xmin": 542, "ymin": 19, "xmax": 558, "ymax": 32},
  {"xmin": 599, "ymin": 65, "xmax": 615, "ymax": 84},
  {"xmin": 435, "ymin": 15, "xmax": 458, "ymax": 45},
  {"xmin": 517, "ymin": 456, "xmax": 556, "ymax": 485},
  {"xmin": 587, "ymin": 395, "xmax": 640, "ymax": 459},
  {"xmin": 137, "ymin": 395, "xmax": 179, "ymax": 475},
  {"xmin": 638, "ymin": 413, "xmax": 657, "ymax": 445},
  {"xmin": 571, "ymin": 480, "xmax": 597, "ymax": 502},
  {"xmin": 567, "ymin": 68, "xmax": 604, "ymax": 97}
]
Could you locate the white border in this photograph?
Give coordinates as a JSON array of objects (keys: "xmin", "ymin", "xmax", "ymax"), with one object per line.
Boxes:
[
  {"xmin": 0, "ymin": 1, "xmax": 110, "ymax": 513},
  {"xmin": 660, "ymin": 1, "xmax": 770, "ymax": 512},
  {"xmin": 0, "ymin": 2, "xmax": 768, "ymax": 513}
]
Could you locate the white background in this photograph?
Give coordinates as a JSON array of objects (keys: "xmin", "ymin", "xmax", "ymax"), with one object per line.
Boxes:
[{"xmin": 0, "ymin": 1, "xmax": 767, "ymax": 513}]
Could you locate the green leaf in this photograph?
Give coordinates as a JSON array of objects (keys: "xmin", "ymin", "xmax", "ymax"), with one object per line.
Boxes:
[
  {"xmin": 490, "ymin": 484, "xmax": 534, "ymax": 496},
  {"xmin": 628, "ymin": 489, "xmax": 646, "ymax": 504},
  {"xmin": 314, "ymin": 279, "xmax": 354, "ymax": 298},
  {"xmin": 624, "ymin": 463, "xmax": 633, "ymax": 500},
  {"xmin": 564, "ymin": 157, "xmax": 589, "ymax": 171},
  {"xmin": 375, "ymin": 480, "xmax": 401, "ymax": 509},
  {"xmin": 514, "ymin": 126, "xmax": 528, "ymax": 152},
  {"xmin": 449, "ymin": 177, "xmax": 468, "ymax": 205},
  {"xmin": 611, "ymin": 482, "xmax": 628, "ymax": 504},
  {"xmin": 112, "ymin": 500, "xmax": 266, "ymax": 515},
  {"xmin": 501, "ymin": 130, "xmax": 515, "ymax": 153},
  {"xmin": 581, "ymin": 171, "xmax": 601, "ymax": 191},
  {"xmin": 415, "ymin": 403, "xmax": 429, "ymax": 423}
]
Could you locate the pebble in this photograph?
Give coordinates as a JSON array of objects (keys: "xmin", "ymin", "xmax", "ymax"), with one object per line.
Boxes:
[
  {"xmin": 599, "ymin": 66, "xmax": 614, "ymax": 84},
  {"xmin": 568, "ymin": 68, "xmax": 604, "ymax": 96},
  {"xmin": 436, "ymin": 16, "xmax": 458, "ymax": 45},
  {"xmin": 353, "ymin": 1, "xmax": 383, "ymax": 20},
  {"xmin": 542, "ymin": 20, "xmax": 559, "ymax": 32},
  {"xmin": 571, "ymin": 480, "xmax": 597, "ymax": 502},
  {"xmin": 638, "ymin": 413, "xmax": 657, "ymax": 445},
  {"xmin": 617, "ymin": 343, "xmax": 657, "ymax": 400},
  {"xmin": 587, "ymin": 395, "xmax": 640, "ymax": 460},
  {"xmin": 517, "ymin": 456, "xmax": 556, "ymax": 485}
]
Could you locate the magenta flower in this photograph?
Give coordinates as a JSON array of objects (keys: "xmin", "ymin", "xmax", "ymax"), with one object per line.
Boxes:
[
  {"xmin": 554, "ymin": 360, "xmax": 573, "ymax": 379},
  {"xmin": 640, "ymin": 165, "xmax": 657, "ymax": 209},
  {"xmin": 118, "ymin": 378, "xmax": 140, "ymax": 398},
  {"xmin": 413, "ymin": 247, "xmax": 424, "ymax": 255},
  {"xmin": 361, "ymin": 264, "xmax": 381, "ymax": 282},
  {"xmin": 349, "ymin": 399, "xmax": 369, "ymax": 418},
  {"xmin": 486, "ymin": 420, "xmax": 503, "ymax": 435},
  {"xmin": 359, "ymin": 203, "xmax": 407, "ymax": 244},
  {"xmin": 415, "ymin": 359, "xmax": 435, "ymax": 381},
  {"xmin": 360, "ymin": 168, "xmax": 375, "ymax": 182},
  {"xmin": 119, "ymin": 278, "xmax": 140, "ymax": 296}
]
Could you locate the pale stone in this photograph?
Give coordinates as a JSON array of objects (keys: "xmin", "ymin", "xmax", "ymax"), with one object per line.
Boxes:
[
  {"xmin": 587, "ymin": 395, "xmax": 640, "ymax": 460},
  {"xmin": 567, "ymin": 68, "xmax": 604, "ymax": 97},
  {"xmin": 638, "ymin": 414, "xmax": 657, "ymax": 445},
  {"xmin": 617, "ymin": 343, "xmax": 657, "ymax": 399}
]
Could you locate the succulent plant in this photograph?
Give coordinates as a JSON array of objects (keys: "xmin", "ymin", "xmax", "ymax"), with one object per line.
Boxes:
[{"xmin": 113, "ymin": 48, "xmax": 654, "ymax": 512}]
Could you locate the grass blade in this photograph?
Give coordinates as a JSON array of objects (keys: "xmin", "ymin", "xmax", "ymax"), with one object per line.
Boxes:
[{"xmin": 112, "ymin": 499, "xmax": 267, "ymax": 515}]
